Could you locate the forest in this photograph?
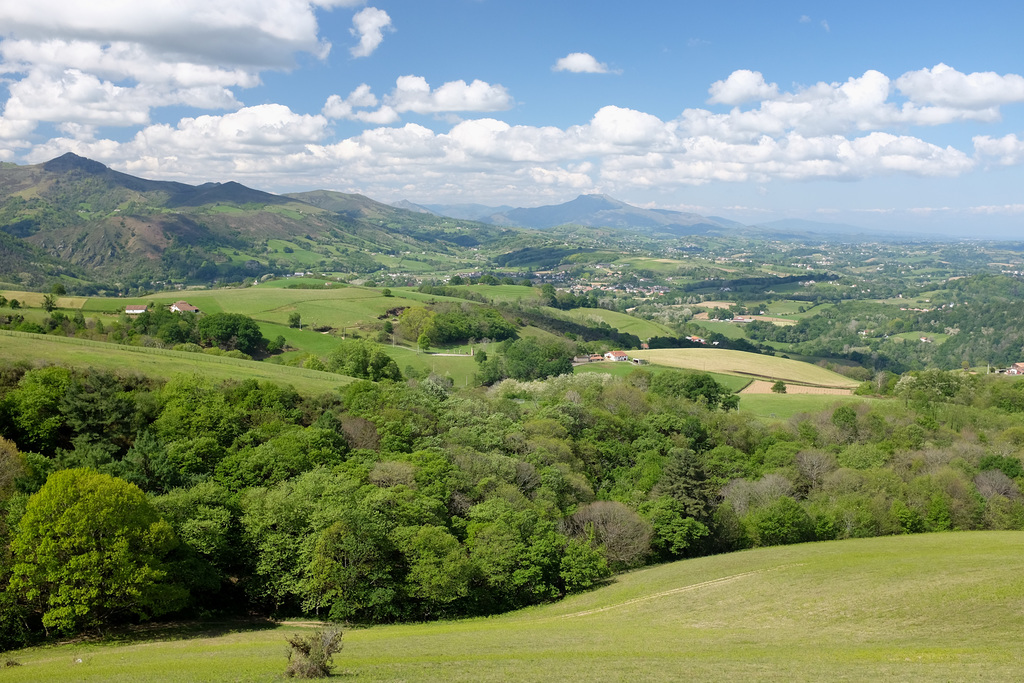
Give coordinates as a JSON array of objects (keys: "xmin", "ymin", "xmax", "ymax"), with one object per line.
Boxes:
[{"xmin": 3, "ymin": 358, "xmax": 1024, "ymax": 648}]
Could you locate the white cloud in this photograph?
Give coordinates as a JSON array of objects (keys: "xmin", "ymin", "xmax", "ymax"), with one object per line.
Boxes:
[
  {"xmin": 384, "ymin": 76, "xmax": 513, "ymax": 114},
  {"xmin": 0, "ymin": 0, "xmax": 347, "ymax": 141},
  {"xmin": 349, "ymin": 7, "xmax": 392, "ymax": 58},
  {"xmin": 974, "ymin": 134, "xmax": 1024, "ymax": 166},
  {"xmin": 552, "ymin": 52, "xmax": 613, "ymax": 74},
  {"xmin": 708, "ymin": 70, "xmax": 779, "ymax": 105},
  {"xmin": 896, "ymin": 63, "xmax": 1024, "ymax": 109}
]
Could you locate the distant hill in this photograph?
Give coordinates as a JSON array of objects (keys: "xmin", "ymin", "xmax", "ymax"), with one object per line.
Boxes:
[
  {"xmin": 0, "ymin": 154, "xmax": 529, "ymax": 289},
  {"xmin": 424, "ymin": 194, "xmax": 732, "ymax": 236},
  {"xmin": 752, "ymin": 218, "xmax": 882, "ymax": 237}
]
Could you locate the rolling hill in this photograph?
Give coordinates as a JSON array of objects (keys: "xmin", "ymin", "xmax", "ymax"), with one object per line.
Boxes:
[{"xmin": 4, "ymin": 532, "xmax": 1022, "ymax": 681}]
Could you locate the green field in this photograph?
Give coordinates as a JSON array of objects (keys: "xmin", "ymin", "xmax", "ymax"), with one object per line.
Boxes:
[
  {"xmin": 0, "ymin": 331, "xmax": 352, "ymax": 394},
  {"xmin": 631, "ymin": 348, "xmax": 859, "ymax": 388},
  {"xmin": 562, "ymin": 308, "xmax": 674, "ymax": 339},
  {"xmin": 574, "ymin": 360, "xmax": 752, "ymax": 392},
  {"xmin": 5, "ymin": 532, "xmax": 1024, "ymax": 681},
  {"xmin": 693, "ymin": 319, "xmax": 748, "ymax": 339},
  {"xmin": 737, "ymin": 393, "xmax": 870, "ymax": 420}
]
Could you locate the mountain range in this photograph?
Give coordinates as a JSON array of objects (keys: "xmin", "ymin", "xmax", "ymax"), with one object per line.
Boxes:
[{"xmin": 0, "ymin": 153, "xmax": 884, "ymax": 290}]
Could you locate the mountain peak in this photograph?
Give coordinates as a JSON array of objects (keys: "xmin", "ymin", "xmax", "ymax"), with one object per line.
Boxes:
[{"xmin": 42, "ymin": 152, "xmax": 109, "ymax": 175}]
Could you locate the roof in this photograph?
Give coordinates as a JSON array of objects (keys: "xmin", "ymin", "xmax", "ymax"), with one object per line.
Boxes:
[
  {"xmin": 125, "ymin": 305, "xmax": 148, "ymax": 313},
  {"xmin": 170, "ymin": 300, "xmax": 199, "ymax": 313}
]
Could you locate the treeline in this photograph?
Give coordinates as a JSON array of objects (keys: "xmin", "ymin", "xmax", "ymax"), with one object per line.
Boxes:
[
  {"xmin": 3, "ymin": 363, "xmax": 1024, "ymax": 649},
  {"xmin": 0, "ymin": 305, "xmax": 273, "ymax": 357}
]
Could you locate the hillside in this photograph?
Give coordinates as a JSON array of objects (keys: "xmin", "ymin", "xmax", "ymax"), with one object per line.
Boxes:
[
  {"xmin": 5, "ymin": 532, "xmax": 1022, "ymax": 681},
  {"xmin": 0, "ymin": 155, "xmax": 531, "ymax": 287}
]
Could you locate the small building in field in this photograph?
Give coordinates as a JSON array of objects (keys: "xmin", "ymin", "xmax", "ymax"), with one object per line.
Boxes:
[
  {"xmin": 573, "ymin": 355, "xmax": 592, "ymax": 364},
  {"xmin": 605, "ymin": 350, "xmax": 629, "ymax": 362},
  {"xmin": 125, "ymin": 304, "xmax": 148, "ymax": 315},
  {"xmin": 640, "ymin": 342, "xmax": 650, "ymax": 350},
  {"xmin": 1008, "ymin": 362, "xmax": 1024, "ymax": 375},
  {"xmin": 631, "ymin": 358, "xmax": 649, "ymax": 366},
  {"xmin": 590, "ymin": 354, "xmax": 605, "ymax": 362},
  {"xmin": 170, "ymin": 301, "xmax": 200, "ymax": 314}
]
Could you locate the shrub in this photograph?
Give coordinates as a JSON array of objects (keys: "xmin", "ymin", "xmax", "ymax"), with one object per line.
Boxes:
[{"xmin": 285, "ymin": 627, "xmax": 343, "ymax": 678}]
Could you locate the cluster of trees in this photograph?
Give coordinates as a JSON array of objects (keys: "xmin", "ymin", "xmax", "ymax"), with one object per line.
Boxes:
[
  {"xmin": 397, "ymin": 304, "xmax": 517, "ymax": 347},
  {"xmin": 0, "ymin": 304, "xmax": 271, "ymax": 357},
  {"xmin": 2, "ymin": 361, "xmax": 1024, "ymax": 649}
]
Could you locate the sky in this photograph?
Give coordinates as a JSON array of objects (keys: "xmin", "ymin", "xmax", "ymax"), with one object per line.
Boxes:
[{"xmin": 2, "ymin": 0, "xmax": 1024, "ymax": 236}]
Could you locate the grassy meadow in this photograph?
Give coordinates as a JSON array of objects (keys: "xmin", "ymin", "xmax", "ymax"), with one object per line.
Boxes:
[
  {"xmin": 0, "ymin": 331, "xmax": 352, "ymax": 394},
  {"xmin": 630, "ymin": 348, "xmax": 859, "ymax": 388},
  {"xmin": 5, "ymin": 532, "xmax": 1023, "ymax": 681},
  {"xmin": 562, "ymin": 307, "xmax": 675, "ymax": 339}
]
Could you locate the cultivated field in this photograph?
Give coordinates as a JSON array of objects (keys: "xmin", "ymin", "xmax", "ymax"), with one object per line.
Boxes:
[
  {"xmin": 5, "ymin": 532, "xmax": 1023, "ymax": 681},
  {"xmin": 740, "ymin": 380, "xmax": 852, "ymax": 395},
  {"xmin": 631, "ymin": 348, "xmax": 859, "ymax": 388}
]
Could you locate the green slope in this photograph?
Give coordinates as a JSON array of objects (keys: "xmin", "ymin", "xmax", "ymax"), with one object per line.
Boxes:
[{"xmin": 5, "ymin": 533, "xmax": 1024, "ymax": 681}]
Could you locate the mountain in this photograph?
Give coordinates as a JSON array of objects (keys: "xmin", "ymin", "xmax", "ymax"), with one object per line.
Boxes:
[
  {"xmin": 424, "ymin": 194, "xmax": 731, "ymax": 236},
  {"xmin": 0, "ymin": 154, "xmax": 527, "ymax": 289}
]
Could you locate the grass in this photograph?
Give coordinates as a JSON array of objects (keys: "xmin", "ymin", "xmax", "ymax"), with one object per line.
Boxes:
[
  {"xmin": 574, "ymin": 361, "xmax": 751, "ymax": 392},
  {"xmin": 630, "ymin": 348, "xmax": 859, "ymax": 388},
  {"xmin": 6, "ymin": 532, "xmax": 1024, "ymax": 681},
  {"xmin": 0, "ymin": 331, "xmax": 352, "ymax": 395},
  {"xmin": 737, "ymin": 393, "xmax": 871, "ymax": 420},
  {"xmin": 562, "ymin": 308, "xmax": 674, "ymax": 339}
]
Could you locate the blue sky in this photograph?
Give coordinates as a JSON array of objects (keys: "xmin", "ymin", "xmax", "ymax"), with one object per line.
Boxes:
[{"xmin": 2, "ymin": 1, "xmax": 1024, "ymax": 236}]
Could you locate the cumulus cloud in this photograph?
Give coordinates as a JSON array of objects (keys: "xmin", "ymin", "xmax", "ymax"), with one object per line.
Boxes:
[
  {"xmin": 0, "ymin": 0, "xmax": 346, "ymax": 140},
  {"xmin": 896, "ymin": 63, "xmax": 1024, "ymax": 109},
  {"xmin": 384, "ymin": 76, "xmax": 513, "ymax": 114},
  {"xmin": 2, "ymin": 58, "xmax": 1020, "ymax": 204},
  {"xmin": 552, "ymin": 52, "xmax": 614, "ymax": 74},
  {"xmin": 349, "ymin": 7, "xmax": 392, "ymax": 58},
  {"xmin": 974, "ymin": 134, "xmax": 1024, "ymax": 166},
  {"xmin": 708, "ymin": 70, "xmax": 779, "ymax": 105}
]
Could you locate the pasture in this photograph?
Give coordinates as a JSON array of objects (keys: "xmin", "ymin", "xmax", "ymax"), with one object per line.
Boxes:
[
  {"xmin": 630, "ymin": 348, "xmax": 859, "ymax": 388},
  {"xmin": 561, "ymin": 307, "xmax": 675, "ymax": 339},
  {"xmin": 0, "ymin": 331, "xmax": 352, "ymax": 395},
  {"xmin": 4, "ymin": 532, "xmax": 1023, "ymax": 681}
]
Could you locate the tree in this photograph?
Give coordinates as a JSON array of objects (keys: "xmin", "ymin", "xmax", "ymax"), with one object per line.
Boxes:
[
  {"xmin": 8, "ymin": 469, "xmax": 187, "ymax": 635},
  {"xmin": 51, "ymin": 283, "xmax": 67, "ymax": 296},
  {"xmin": 198, "ymin": 313, "xmax": 266, "ymax": 355},
  {"xmin": 771, "ymin": 380, "xmax": 787, "ymax": 394},
  {"xmin": 42, "ymin": 294, "xmax": 57, "ymax": 313},
  {"xmin": 289, "ymin": 312, "xmax": 302, "ymax": 329},
  {"xmin": 9, "ymin": 299, "xmax": 20, "ymax": 310}
]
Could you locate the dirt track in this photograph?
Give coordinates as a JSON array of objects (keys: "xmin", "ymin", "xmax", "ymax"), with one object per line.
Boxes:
[{"xmin": 740, "ymin": 380, "xmax": 853, "ymax": 395}]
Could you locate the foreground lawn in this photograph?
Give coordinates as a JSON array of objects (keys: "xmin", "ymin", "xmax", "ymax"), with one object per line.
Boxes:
[{"xmin": 5, "ymin": 532, "xmax": 1024, "ymax": 681}]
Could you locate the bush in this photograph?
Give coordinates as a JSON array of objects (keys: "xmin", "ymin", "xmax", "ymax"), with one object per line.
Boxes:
[{"xmin": 285, "ymin": 627, "xmax": 343, "ymax": 678}]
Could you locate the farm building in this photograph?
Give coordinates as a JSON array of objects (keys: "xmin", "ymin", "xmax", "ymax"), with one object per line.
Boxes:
[
  {"xmin": 124, "ymin": 304, "xmax": 148, "ymax": 315},
  {"xmin": 170, "ymin": 301, "xmax": 200, "ymax": 313},
  {"xmin": 604, "ymin": 350, "xmax": 629, "ymax": 362}
]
